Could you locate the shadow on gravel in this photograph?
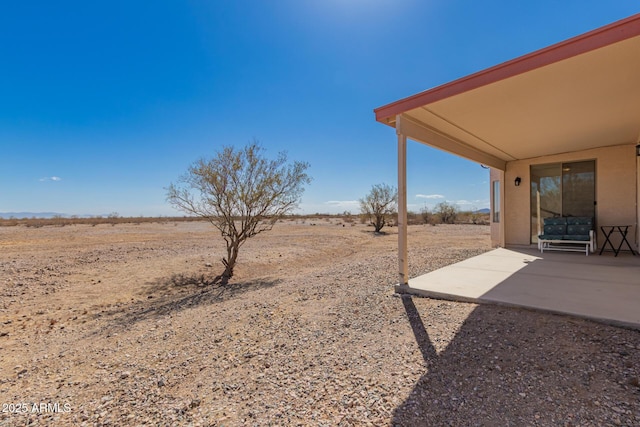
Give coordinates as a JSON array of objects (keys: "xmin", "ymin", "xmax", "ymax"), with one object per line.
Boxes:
[
  {"xmin": 394, "ymin": 295, "xmax": 640, "ymax": 426},
  {"xmin": 401, "ymin": 295, "xmax": 437, "ymax": 362},
  {"xmin": 93, "ymin": 273, "xmax": 280, "ymax": 332},
  {"xmin": 360, "ymin": 229, "xmax": 392, "ymax": 236}
]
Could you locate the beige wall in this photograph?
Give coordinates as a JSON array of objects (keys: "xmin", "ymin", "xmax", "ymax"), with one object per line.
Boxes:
[{"xmin": 491, "ymin": 144, "xmax": 638, "ymax": 249}]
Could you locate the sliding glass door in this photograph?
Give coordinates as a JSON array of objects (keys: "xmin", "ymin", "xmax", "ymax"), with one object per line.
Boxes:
[{"xmin": 530, "ymin": 160, "xmax": 595, "ymax": 243}]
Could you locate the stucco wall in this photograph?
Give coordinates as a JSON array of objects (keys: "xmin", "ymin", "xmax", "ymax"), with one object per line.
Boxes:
[{"xmin": 494, "ymin": 144, "xmax": 637, "ymax": 249}]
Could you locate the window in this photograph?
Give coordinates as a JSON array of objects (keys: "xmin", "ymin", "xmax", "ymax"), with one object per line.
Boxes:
[{"xmin": 492, "ymin": 180, "xmax": 500, "ymax": 223}]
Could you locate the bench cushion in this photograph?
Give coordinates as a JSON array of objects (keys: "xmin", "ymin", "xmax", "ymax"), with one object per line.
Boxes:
[
  {"xmin": 567, "ymin": 224, "xmax": 591, "ymax": 235},
  {"xmin": 543, "ymin": 223, "xmax": 566, "ymax": 235},
  {"xmin": 566, "ymin": 217, "xmax": 593, "ymax": 226},
  {"xmin": 544, "ymin": 217, "xmax": 567, "ymax": 225}
]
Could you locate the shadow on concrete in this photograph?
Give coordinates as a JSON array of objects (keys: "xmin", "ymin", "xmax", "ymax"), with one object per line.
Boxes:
[{"xmin": 393, "ymin": 295, "xmax": 640, "ymax": 426}]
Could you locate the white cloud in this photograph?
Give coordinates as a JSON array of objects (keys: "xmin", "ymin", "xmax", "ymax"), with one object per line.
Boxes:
[
  {"xmin": 324, "ymin": 200, "xmax": 359, "ymax": 208},
  {"xmin": 415, "ymin": 194, "xmax": 444, "ymax": 199},
  {"xmin": 39, "ymin": 176, "xmax": 62, "ymax": 182},
  {"xmin": 454, "ymin": 199, "xmax": 490, "ymax": 208}
]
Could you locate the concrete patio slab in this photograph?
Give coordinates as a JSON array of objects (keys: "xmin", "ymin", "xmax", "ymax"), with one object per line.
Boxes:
[{"xmin": 398, "ymin": 247, "xmax": 640, "ymax": 329}]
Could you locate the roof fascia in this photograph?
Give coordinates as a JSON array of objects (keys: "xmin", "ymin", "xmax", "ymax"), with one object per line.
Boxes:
[
  {"xmin": 375, "ymin": 13, "xmax": 640, "ymax": 124},
  {"xmin": 396, "ymin": 115, "xmax": 507, "ymax": 170}
]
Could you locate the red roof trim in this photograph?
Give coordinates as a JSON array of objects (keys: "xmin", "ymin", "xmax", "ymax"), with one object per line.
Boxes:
[{"xmin": 375, "ymin": 14, "xmax": 640, "ymax": 123}]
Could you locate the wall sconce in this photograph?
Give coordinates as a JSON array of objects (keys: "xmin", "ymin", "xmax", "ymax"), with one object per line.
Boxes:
[
  {"xmin": 636, "ymin": 144, "xmax": 640, "ymax": 156},
  {"xmin": 514, "ymin": 177, "xmax": 522, "ymax": 187}
]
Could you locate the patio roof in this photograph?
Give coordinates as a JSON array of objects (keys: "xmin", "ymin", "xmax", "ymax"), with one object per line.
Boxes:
[{"xmin": 375, "ymin": 14, "xmax": 640, "ymax": 170}]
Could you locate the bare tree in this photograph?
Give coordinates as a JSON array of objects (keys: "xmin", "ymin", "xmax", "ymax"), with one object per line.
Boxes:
[
  {"xmin": 359, "ymin": 183, "xmax": 398, "ymax": 233},
  {"xmin": 166, "ymin": 142, "xmax": 311, "ymax": 285},
  {"xmin": 434, "ymin": 201, "xmax": 459, "ymax": 224}
]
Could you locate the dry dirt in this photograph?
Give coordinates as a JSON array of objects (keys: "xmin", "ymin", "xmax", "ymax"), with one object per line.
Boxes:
[{"xmin": 0, "ymin": 220, "xmax": 638, "ymax": 426}]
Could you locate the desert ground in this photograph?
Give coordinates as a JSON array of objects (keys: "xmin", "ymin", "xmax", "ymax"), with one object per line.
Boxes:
[{"xmin": 0, "ymin": 219, "xmax": 638, "ymax": 426}]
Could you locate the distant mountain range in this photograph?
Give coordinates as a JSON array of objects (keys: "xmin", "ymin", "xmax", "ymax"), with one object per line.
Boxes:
[
  {"xmin": 1, "ymin": 209, "xmax": 492, "ymax": 219},
  {"xmin": 1, "ymin": 212, "xmax": 71, "ymax": 219}
]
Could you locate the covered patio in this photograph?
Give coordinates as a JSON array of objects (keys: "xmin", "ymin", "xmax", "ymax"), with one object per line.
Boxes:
[
  {"xmin": 375, "ymin": 14, "xmax": 640, "ymax": 324},
  {"xmin": 401, "ymin": 247, "xmax": 640, "ymax": 329}
]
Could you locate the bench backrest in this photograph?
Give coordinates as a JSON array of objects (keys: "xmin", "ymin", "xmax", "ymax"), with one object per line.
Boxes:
[{"xmin": 542, "ymin": 217, "xmax": 593, "ymax": 236}]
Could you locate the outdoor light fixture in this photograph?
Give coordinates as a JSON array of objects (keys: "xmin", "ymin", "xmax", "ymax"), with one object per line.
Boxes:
[{"xmin": 515, "ymin": 177, "xmax": 522, "ymax": 187}]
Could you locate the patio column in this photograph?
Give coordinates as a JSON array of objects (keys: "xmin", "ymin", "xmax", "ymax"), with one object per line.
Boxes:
[{"xmin": 397, "ymin": 115, "xmax": 409, "ymax": 286}]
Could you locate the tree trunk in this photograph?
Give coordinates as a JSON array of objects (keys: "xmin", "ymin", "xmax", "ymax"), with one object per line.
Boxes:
[
  {"xmin": 219, "ymin": 241, "xmax": 240, "ymax": 285},
  {"xmin": 373, "ymin": 214, "xmax": 385, "ymax": 232}
]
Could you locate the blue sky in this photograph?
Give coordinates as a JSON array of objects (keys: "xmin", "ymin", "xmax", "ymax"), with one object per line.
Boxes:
[{"xmin": 1, "ymin": 2, "xmax": 638, "ymax": 216}]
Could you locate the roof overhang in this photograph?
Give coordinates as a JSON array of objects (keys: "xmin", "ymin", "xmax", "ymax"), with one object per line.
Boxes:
[{"xmin": 375, "ymin": 14, "xmax": 640, "ymax": 170}]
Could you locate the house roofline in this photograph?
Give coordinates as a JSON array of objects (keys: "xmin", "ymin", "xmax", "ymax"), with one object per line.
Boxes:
[{"xmin": 374, "ymin": 13, "xmax": 640, "ymax": 124}]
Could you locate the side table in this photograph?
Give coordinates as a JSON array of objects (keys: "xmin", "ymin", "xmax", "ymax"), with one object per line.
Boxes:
[{"xmin": 599, "ymin": 225, "xmax": 637, "ymax": 256}]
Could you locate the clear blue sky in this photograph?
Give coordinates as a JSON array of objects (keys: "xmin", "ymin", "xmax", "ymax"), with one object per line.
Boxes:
[{"xmin": 1, "ymin": 2, "xmax": 638, "ymax": 216}]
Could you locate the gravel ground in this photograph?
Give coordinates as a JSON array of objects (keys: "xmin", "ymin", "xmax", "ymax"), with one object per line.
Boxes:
[{"xmin": 0, "ymin": 220, "xmax": 638, "ymax": 426}]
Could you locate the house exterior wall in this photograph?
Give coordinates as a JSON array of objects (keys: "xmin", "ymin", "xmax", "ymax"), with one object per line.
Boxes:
[{"xmin": 490, "ymin": 144, "xmax": 638, "ymax": 250}]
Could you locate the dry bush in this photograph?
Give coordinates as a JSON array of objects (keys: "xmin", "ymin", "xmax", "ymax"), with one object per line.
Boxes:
[
  {"xmin": 457, "ymin": 211, "xmax": 490, "ymax": 225},
  {"xmin": 434, "ymin": 202, "xmax": 458, "ymax": 224},
  {"xmin": 359, "ymin": 183, "xmax": 397, "ymax": 233},
  {"xmin": 419, "ymin": 207, "xmax": 439, "ymax": 226},
  {"xmin": 407, "ymin": 211, "xmax": 423, "ymax": 225}
]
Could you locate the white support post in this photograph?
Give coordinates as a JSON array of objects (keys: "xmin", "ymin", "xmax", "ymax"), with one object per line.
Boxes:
[{"xmin": 397, "ymin": 116, "xmax": 409, "ymax": 286}]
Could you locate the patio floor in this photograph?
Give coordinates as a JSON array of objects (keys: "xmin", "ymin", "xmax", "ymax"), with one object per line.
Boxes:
[{"xmin": 397, "ymin": 247, "xmax": 640, "ymax": 329}]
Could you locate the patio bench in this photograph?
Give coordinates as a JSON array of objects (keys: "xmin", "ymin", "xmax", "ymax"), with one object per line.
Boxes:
[{"xmin": 538, "ymin": 217, "xmax": 596, "ymax": 256}]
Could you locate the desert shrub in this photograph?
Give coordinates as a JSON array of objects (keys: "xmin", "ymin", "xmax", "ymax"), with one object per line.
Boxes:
[
  {"xmin": 406, "ymin": 211, "xmax": 423, "ymax": 225},
  {"xmin": 342, "ymin": 214, "xmax": 355, "ymax": 224},
  {"xmin": 420, "ymin": 206, "xmax": 438, "ymax": 225},
  {"xmin": 359, "ymin": 183, "xmax": 397, "ymax": 233},
  {"xmin": 458, "ymin": 210, "xmax": 491, "ymax": 225},
  {"xmin": 434, "ymin": 201, "xmax": 459, "ymax": 224}
]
